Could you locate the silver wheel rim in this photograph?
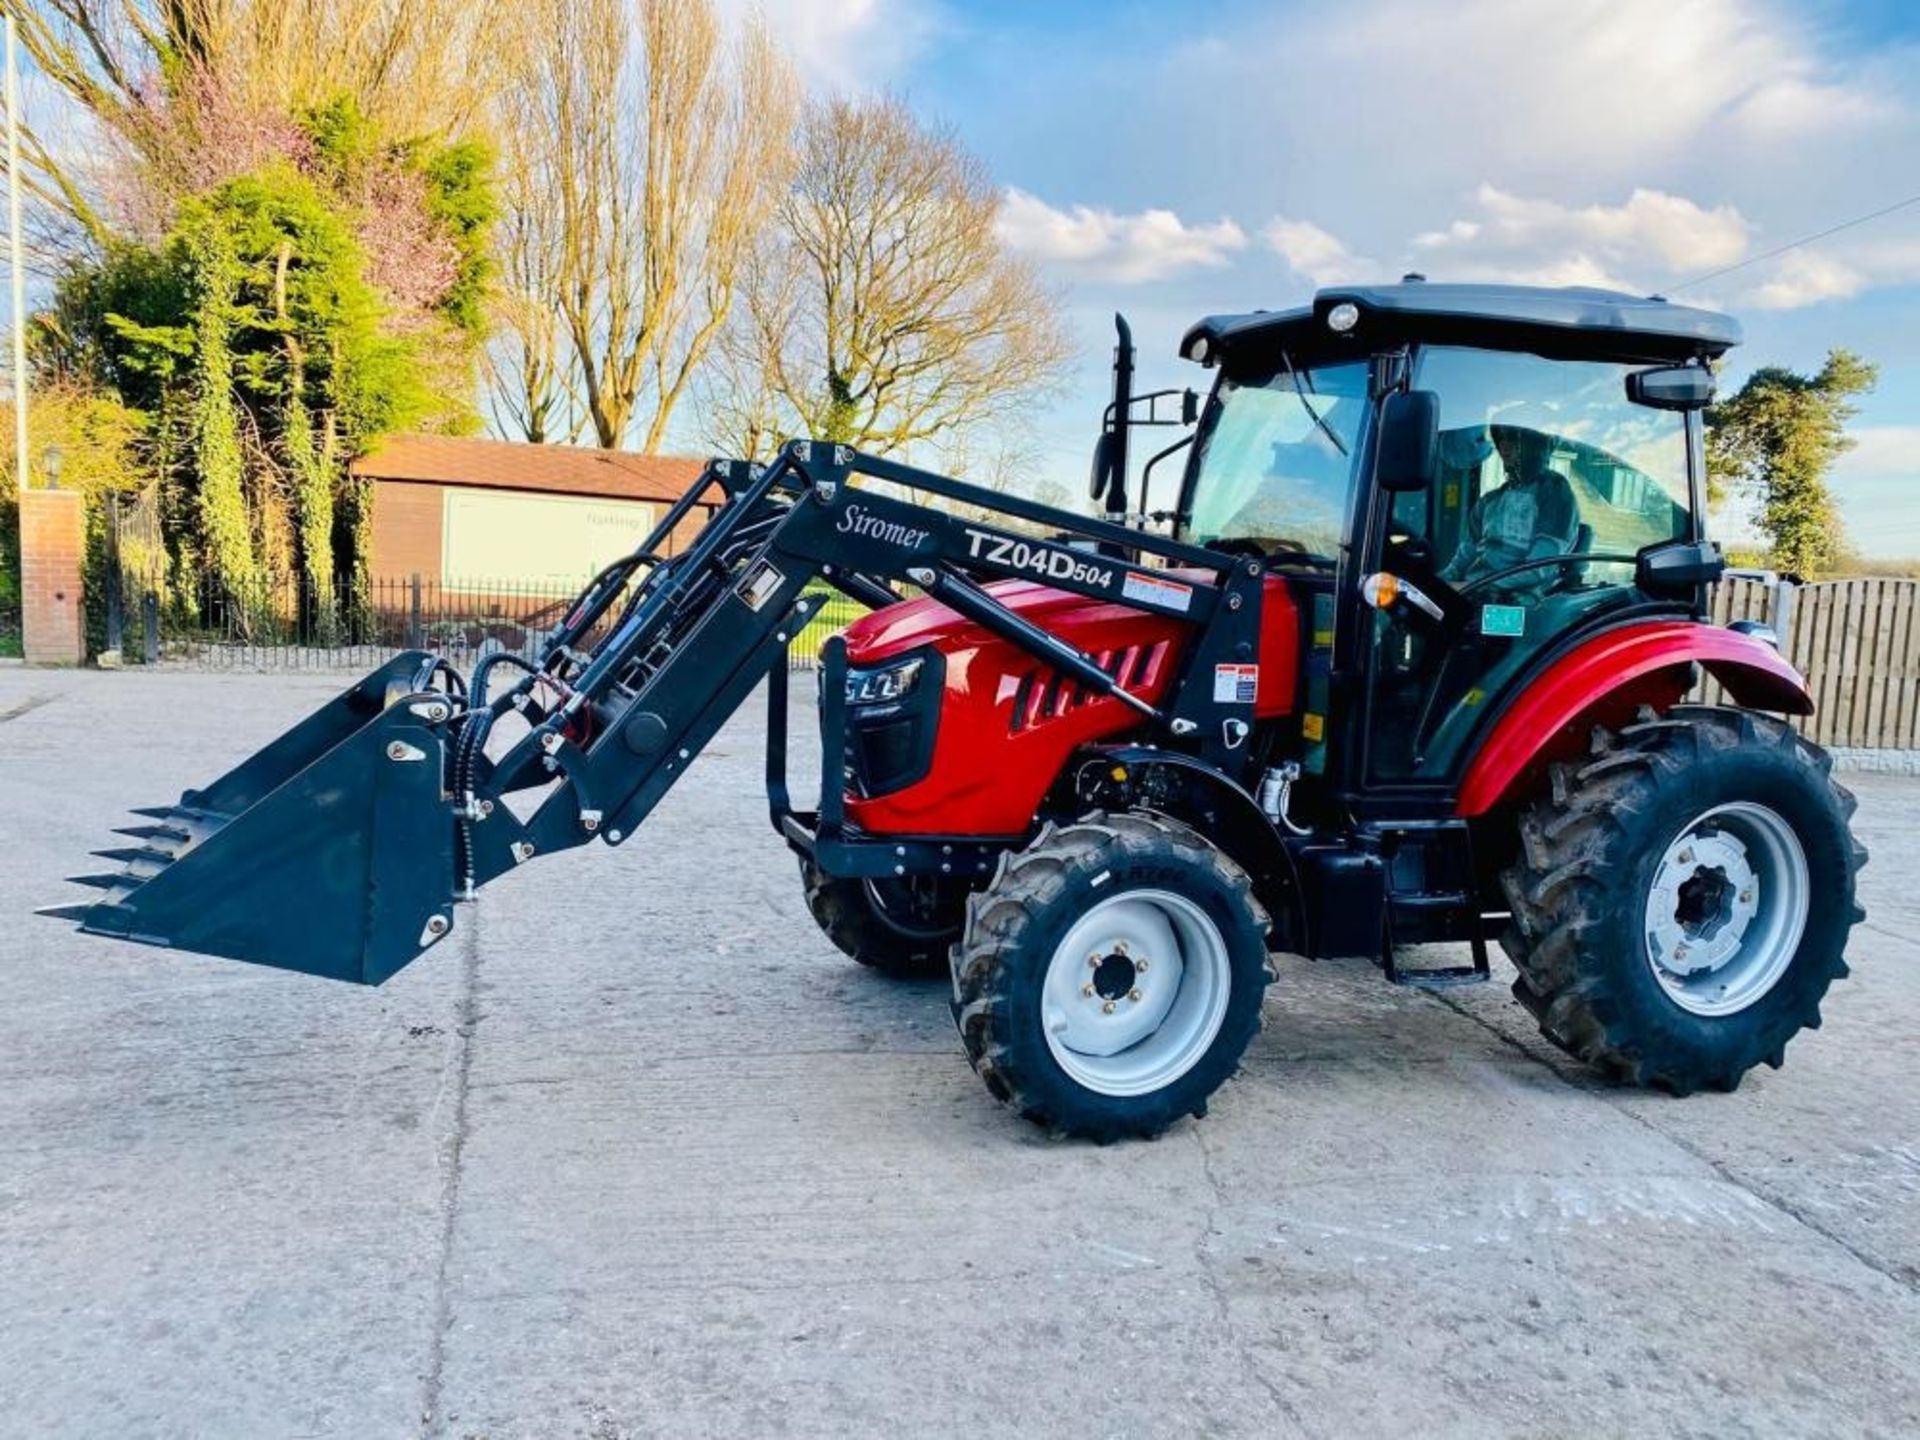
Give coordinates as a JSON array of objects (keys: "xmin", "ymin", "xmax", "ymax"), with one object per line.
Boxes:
[
  {"xmin": 1040, "ymin": 889, "xmax": 1232, "ymax": 1097},
  {"xmin": 1643, "ymin": 801, "xmax": 1810, "ymax": 1017}
]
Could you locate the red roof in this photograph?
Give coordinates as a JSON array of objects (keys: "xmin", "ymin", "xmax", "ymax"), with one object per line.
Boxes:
[{"xmin": 352, "ymin": 434, "xmax": 706, "ymax": 502}]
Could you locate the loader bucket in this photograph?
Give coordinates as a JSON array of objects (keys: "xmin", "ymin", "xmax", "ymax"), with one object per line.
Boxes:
[{"xmin": 42, "ymin": 652, "xmax": 460, "ymax": 985}]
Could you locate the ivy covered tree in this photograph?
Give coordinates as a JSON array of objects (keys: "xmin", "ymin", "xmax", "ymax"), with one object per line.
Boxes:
[
  {"xmin": 1707, "ymin": 350, "xmax": 1877, "ymax": 580},
  {"xmin": 41, "ymin": 87, "xmax": 495, "ymax": 633}
]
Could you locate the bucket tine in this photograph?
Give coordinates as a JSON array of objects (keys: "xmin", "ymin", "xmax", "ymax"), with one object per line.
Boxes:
[
  {"xmin": 92, "ymin": 846, "xmax": 177, "ymax": 866},
  {"xmin": 113, "ymin": 824, "xmax": 191, "ymax": 844},
  {"xmin": 35, "ymin": 902, "xmax": 98, "ymax": 922},
  {"xmin": 68, "ymin": 873, "xmax": 135, "ymax": 890},
  {"xmin": 129, "ymin": 806, "xmax": 177, "ymax": 821}
]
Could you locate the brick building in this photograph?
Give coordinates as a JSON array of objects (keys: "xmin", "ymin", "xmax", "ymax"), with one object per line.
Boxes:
[{"xmin": 354, "ymin": 435, "xmax": 713, "ymax": 587}]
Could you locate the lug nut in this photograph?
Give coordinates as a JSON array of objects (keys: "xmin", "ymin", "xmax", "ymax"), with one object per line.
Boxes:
[
  {"xmin": 1135, "ymin": 959, "xmax": 1149, "ymax": 972},
  {"xmin": 1082, "ymin": 982, "xmax": 1096, "ymax": 998},
  {"xmin": 1101, "ymin": 1000, "xmax": 1117, "ymax": 1015},
  {"xmin": 1088, "ymin": 954, "xmax": 1101, "ymax": 968},
  {"xmin": 1128, "ymin": 988, "xmax": 1142, "ymax": 1002},
  {"xmin": 1113, "ymin": 940, "xmax": 1129, "ymax": 955}
]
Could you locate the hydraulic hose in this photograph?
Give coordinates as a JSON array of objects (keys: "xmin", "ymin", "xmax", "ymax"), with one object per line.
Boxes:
[{"xmin": 451, "ymin": 650, "xmax": 546, "ymax": 898}]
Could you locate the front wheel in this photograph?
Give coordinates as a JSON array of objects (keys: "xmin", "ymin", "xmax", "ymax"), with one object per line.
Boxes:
[
  {"xmin": 1501, "ymin": 707, "xmax": 1866, "ymax": 1094},
  {"xmin": 951, "ymin": 812, "xmax": 1272, "ymax": 1141},
  {"xmin": 801, "ymin": 861, "xmax": 966, "ymax": 978}
]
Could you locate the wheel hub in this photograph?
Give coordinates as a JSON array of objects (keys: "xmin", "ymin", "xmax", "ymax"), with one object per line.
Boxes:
[
  {"xmin": 1643, "ymin": 802, "xmax": 1809, "ymax": 1016},
  {"xmin": 1040, "ymin": 890, "xmax": 1232, "ymax": 1096},
  {"xmin": 1089, "ymin": 949, "xmax": 1138, "ymax": 1002}
]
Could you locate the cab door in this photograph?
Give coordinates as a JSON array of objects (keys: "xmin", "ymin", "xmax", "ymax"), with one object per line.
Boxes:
[{"xmin": 1358, "ymin": 346, "xmax": 1699, "ymax": 788}]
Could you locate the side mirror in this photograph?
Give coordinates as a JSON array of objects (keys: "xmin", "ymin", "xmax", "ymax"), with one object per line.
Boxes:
[
  {"xmin": 1637, "ymin": 538, "xmax": 1725, "ymax": 592},
  {"xmin": 1377, "ymin": 389, "xmax": 1439, "ymax": 493},
  {"xmin": 1181, "ymin": 388, "xmax": 1199, "ymax": 426},
  {"xmin": 1088, "ymin": 430, "xmax": 1115, "ymax": 501},
  {"xmin": 1627, "ymin": 365, "xmax": 1715, "ymax": 411}
]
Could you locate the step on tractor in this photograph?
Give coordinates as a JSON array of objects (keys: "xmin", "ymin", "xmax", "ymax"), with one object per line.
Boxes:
[{"xmin": 48, "ymin": 281, "xmax": 1867, "ymax": 1141}]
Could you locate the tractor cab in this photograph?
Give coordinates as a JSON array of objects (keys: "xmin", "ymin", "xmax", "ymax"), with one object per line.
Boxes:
[{"xmin": 1169, "ymin": 281, "xmax": 1734, "ymax": 801}]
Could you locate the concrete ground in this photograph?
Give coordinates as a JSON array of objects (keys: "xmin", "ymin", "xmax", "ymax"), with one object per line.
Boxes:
[{"xmin": 1, "ymin": 666, "xmax": 1916, "ymax": 1440}]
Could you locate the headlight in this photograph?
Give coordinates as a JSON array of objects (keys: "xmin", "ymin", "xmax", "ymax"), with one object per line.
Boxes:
[{"xmin": 845, "ymin": 655, "xmax": 925, "ymax": 707}]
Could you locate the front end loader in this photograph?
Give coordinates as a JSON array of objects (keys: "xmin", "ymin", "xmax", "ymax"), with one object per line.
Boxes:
[{"xmin": 48, "ymin": 281, "xmax": 1866, "ymax": 1141}]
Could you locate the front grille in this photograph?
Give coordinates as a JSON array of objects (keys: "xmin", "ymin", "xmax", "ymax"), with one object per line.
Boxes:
[{"xmin": 1008, "ymin": 641, "xmax": 1169, "ymax": 734}]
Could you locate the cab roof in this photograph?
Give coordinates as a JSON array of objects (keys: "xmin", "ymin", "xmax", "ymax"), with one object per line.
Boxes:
[{"xmin": 1181, "ymin": 281, "xmax": 1741, "ymax": 372}]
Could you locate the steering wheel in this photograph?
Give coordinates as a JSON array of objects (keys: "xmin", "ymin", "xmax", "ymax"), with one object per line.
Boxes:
[
  {"xmin": 1209, "ymin": 537, "xmax": 1338, "ymax": 571},
  {"xmin": 1455, "ymin": 551, "xmax": 1637, "ymax": 600}
]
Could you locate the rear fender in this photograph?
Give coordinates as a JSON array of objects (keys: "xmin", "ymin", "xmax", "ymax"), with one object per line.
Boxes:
[
  {"xmin": 1070, "ymin": 745, "xmax": 1304, "ymax": 954},
  {"xmin": 1455, "ymin": 621, "xmax": 1813, "ymax": 818}
]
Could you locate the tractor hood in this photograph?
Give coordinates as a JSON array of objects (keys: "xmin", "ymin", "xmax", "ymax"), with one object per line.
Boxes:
[{"xmin": 843, "ymin": 579, "xmax": 1177, "ymax": 664}]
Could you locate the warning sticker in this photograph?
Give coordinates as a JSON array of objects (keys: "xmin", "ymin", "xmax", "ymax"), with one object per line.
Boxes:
[
  {"xmin": 1301, "ymin": 712, "xmax": 1325, "ymax": 742},
  {"xmin": 738, "ymin": 561, "xmax": 784, "ymax": 612},
  {"xmin": 1122, "ymin": 571, "xmax": 1194, "ymax": 613},
  {"xmin": 1213, "ymin": 663, "xmax": 1258, "ymax": 704}
]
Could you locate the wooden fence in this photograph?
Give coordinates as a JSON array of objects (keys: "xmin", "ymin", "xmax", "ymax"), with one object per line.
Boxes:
[{"xmin": 1707, "ymin": 576, "xmax": 1920, "ymax": 749}]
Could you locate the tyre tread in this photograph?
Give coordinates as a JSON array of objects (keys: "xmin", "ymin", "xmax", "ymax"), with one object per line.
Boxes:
[{"xmin": 1499, "ymin": 705, "xmax": 1864, "ymax": 1093}]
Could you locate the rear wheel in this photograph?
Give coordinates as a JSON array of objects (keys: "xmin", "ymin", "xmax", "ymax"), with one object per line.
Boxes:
[
  {"xmin": 951, "ymin": 812, "xmax": 1272, "ymax": 1141},
  {"xmin": 1501, "ymin": 707, "xmax": 1866, "ymax": 1094},
  {"xmin": 801, "ymin": 861, "xmax": 966, "ymax": 978}
]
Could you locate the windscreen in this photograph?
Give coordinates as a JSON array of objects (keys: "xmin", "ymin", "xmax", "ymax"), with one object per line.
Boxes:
[{"xmin": 1184, "ymin": 359, "xmax": 1370, "ymax": 561}]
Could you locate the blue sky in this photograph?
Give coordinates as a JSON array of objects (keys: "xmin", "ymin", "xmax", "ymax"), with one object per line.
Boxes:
[{"xmin": 743, "ymin": 0, "xmax": 1920, "ymax": 556}]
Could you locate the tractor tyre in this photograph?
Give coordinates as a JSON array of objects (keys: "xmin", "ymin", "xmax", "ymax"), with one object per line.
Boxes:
[
  {"xmin": 1500, "ymin": 706, "xmax": 1866, "ymax": 1095},
  {"xmin": 951, "ymin": 812, "xmax": 1272, "ymax": 1141},
  {"xmin": 801, "ymin": 860, "xmax": 966, "ymax": 979}
]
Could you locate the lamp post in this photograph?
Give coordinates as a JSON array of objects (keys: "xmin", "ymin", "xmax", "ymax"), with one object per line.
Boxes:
[
  {"xmin": 6, "ymin": 13, "xmax": 24, "ymax": 499},
  {"xmin": 41, "ymin": 442, "xmax": 59, "ymax": 489}
]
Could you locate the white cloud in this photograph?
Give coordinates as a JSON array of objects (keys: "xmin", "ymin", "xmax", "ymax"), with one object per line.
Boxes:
[
  {"xmin": 1833, "ymin": 426, "xmax": 1920, "ymax": 476},
  {"xmin": 1298, "ymin": 0, "xmax": 1896, "ymax": 173},
  {"xmin": 1713, "ymin": 230, "xmax": 1920, "ymax": 312},
  {"xmin": 996, "ymin": 189, "xmax": 1248, "ymax": 284},
  {"xmin": 1738, "ymin": 250, "xmax": 1869, "ymax": 310},
  {"xmin": 721, "ymin": 0, "xmax": 938, "ymax": 91},
  {"xmin": 1262, "ymin": 217, "xmax": 1372, "ymax": 286},
  {"xmin": 1410, "ymin": 185, "xmax": 1752, "ymax": 292},
  {"xmin": 1728, "ymin": 73, "xmax": 1897, "ymax": 137}
]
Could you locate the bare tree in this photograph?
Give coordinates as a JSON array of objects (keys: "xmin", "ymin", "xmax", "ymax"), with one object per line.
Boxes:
[
  {"xmin": 495, "ymin": 0, "xmax": 795, "ymax": 451},
  {"xmin": 12, "ymin": 1, "xmax": 523, "ymax": 246},
  {"xmin": 486, "ymin": 106, "xmax": 582, "ymax": 444},
  {"xmin": 709, "ymin": 96, "xmax": 1070, "ymax": 461}
]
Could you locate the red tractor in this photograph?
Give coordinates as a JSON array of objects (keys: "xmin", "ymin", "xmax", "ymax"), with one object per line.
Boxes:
[{"xmin": 50, "ymin": 281, "xmax": 1866, "ymax": 1142}]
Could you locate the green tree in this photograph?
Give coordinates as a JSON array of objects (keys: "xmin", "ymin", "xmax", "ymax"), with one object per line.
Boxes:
[
  {"xmin": 182, "ymin": 226, "xmax": 262, "ymax": 615},
  {"xmin": 1707, "ymin": 350, "xmax": 1877, "ymax": 579},
  {"xmin": 46, "ymin": 109, "xmax": 495, "ymax": 628}
]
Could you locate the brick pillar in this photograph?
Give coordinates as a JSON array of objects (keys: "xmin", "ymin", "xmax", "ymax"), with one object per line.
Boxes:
[{"xmin": 19, "ymin": 489, "xmax": 86, "ymax": 665}]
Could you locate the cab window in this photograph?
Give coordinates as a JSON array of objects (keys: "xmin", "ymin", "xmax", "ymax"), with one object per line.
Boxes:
[{"xmin": 1369, "ymin": 347, "xmax": 1692, "ymax": 782}]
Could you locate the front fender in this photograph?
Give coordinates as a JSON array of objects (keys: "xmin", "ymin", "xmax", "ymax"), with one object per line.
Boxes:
[
  {"xmin": 1071, "ymin": 745, "xmax": 1305, "ymax": 955},
  {"xmin": 1456, "ymin": 621, "xmax": 1812, "ymax": 818}
]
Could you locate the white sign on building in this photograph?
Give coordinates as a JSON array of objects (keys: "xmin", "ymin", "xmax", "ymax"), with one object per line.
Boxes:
[{"xmin": 442, "ymin": 490, "xmax": 656, "ymax": 585}]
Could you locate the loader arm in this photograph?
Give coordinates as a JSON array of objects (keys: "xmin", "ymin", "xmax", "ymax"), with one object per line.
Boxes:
[{"xmin": 46, "ymin": 440, "xmax": 1266, "ymax": 985}]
